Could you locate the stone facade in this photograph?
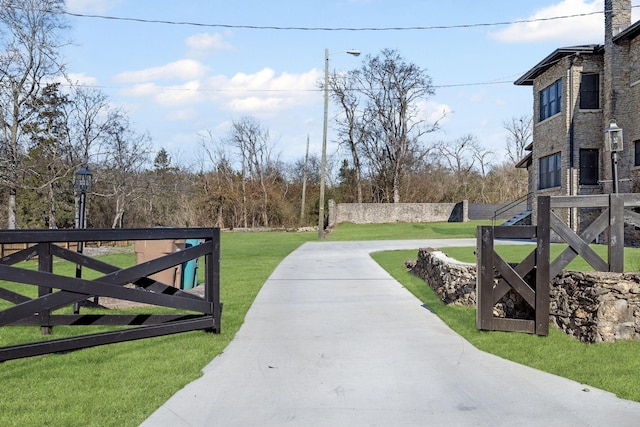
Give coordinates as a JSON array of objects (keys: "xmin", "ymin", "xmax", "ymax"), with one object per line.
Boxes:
[
  {"xmin": 328, "ymin": 200, "xmax": 468, "ymax": 227},
  {"xmin": 408, "ymin": 248, "xmax": 640, "ymax": 343},
  {"xmin": 516, "ymin": 0, "xmax": 640, "ymax": 232}
]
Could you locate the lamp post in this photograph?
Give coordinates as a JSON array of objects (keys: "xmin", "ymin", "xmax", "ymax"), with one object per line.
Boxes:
[
  {"xmin": 73, "ymin": 166, "xmax": 92, "ymax": 313},
  {"xmin": 604, "ymin": 120, "xmax": 623, "ymax": 194},
  {"xmin": 319, "ymin": 48, "xmax": 360, "ymax": 239}
]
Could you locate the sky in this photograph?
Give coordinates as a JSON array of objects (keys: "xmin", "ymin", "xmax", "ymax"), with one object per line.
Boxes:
[{"xmin": 61, "ymin": 0, "xmax": 640, "ymax": 169}]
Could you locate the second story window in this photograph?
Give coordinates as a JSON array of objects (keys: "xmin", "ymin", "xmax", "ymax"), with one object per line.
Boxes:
[
  {"xmin": 579, "ymin": 149, "xmax": 599, "ymax": 185},
  {"xmin": 539, "ymin": 152, "xmax": 561, "ymax": 190},
  {"xmin": 579, "ymin": 73, "xmax": 600, "ymax": 110},
  {"xmin": 539, "ymin": 79, "xmax": 562, "ymax": 121}
]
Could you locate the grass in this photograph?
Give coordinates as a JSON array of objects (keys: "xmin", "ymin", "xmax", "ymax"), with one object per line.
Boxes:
[
  {"xmin": 371, "ymin": 248, "xmax": 640, "ymax": 402},
  {"xmin": 2, "ymin": 221, "xmax": 640, "ymax": 425},
  {"xmin": 0, "ymin": 230, "xmax": 316, "ymax": 427}
]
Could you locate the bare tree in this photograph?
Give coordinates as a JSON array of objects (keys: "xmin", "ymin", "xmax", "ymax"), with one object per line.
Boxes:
[
  {"xmin": 503, "ymin": 115, "xmax": 532, "ymax": 164},
  {"xmin": 96, "ymin": 113, "xmax": 151, "ymax": 228},
  {"xmin": 227, "ymin": 116, "xmax": 276, "ymax": 227},
  {"xmin": 0, "ymin": 0, "xmax": 68, "ymax": 228},
  {"xmin": 349, "ymin": 49, "xmax": 441, "ymax": 203},
  {"xmin": 329, "ymin": 71, "xmax": 364, "ymax": 203}
]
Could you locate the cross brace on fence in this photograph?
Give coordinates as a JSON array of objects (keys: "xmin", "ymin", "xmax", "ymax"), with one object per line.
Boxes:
[
  {"xmin": 477, "ymin": 194, "xmax": 638, "ymax": 336},
  {"xmin": 0, "ymin": 228, "xmax": 221, "ymax": 362}
]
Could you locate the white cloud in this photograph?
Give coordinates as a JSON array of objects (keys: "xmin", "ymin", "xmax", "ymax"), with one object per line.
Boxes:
[
  {"xmin": 186, "ymin": 33, "xmax": 233, "ymax": 57},
  {"xmin": 489, "ymin": 0, "xmax": 603, "ymax": 44},
  {"xmin": 206, "ymin": 67, "xmax": 321, "ymax": 115},
  {"xmin": 121, "ymin": 81, "xmax": 204, "ymax": 107},
  {"xmin": 113, "ymin": 59, "xmax": 208, "ymax": 83},
  {"xmin": 416, "ymin": 100, "xmax": 452, "ymax": 126}
]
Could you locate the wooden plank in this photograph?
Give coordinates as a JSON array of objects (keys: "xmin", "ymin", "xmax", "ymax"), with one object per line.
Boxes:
[
  {"xmin": 490, "ymin": 318, "xmax": 536, "ymax": 334},
  {"xmin": 550, "ymin": 208, "xmax": 609, "ymax": 277},
  {"xmin": 206, "ymin": 229, "xmax": 221, "ymax": 333},
  {"xmin": 622, "ymin": 193, "xmax": 640, "ymax": 207},
  {"xmin": 0, "ymin": 267, "xmax": 212, "ymax": 326},
  {"xmin": 493, "ymin": 247, "xmax": 536, "ymax": 303},
  {"xmin": 550, "ymin": 214, "xmax": 608, "ymax": 272},
  {"xmin": 37, "ymin": 243, "xmax": 53, "ymax": 335},
  {"xmin": 9, "ymin": 314, "xmax": 206, "ymax": 326},
  {"xmin": 0, "ymin": 317, "xmax": 215, "ymax": 362},
  {"xmin": 550, "ymin": 194, "xmax": 610, "ymax": 208},
  {"xmin": 493, "ymin": 255, "xmax": 535, "ymax": 307},
  {"xmin": 476, "ymin": 226, "xmax": 494, "ymax": 331},
  {"xmin": 0, "ymin": 227, "xmax": 216, "ymax": 244},
  {"xmin": 536, "ymin": 195, "xmax": 550, "ymax": 336},
  {"xmin": 609, "ymin": 194, "xmax": 624, "ymax": 272},
  {"xmin": 492, "ymin": 226, "xmax": 537, "ymax": 239}
]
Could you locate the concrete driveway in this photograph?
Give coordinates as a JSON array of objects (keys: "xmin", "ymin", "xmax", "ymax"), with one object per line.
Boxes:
[{"xmin": 141, "ymin": 239, "xmax": 640, "ymax": 426}]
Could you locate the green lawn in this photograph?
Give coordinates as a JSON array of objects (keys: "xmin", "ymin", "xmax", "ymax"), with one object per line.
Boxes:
[
  {"xmin": 1, "ymin": 222, "xmax": 639, "ymax": 427},
  {"xmin": 0, "ymin": 231, "xmax": 316, "ymax": 427}
]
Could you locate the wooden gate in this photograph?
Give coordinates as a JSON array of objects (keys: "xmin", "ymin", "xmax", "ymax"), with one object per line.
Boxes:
[
  {"xmin": 477, "ymin": 194, "xmax": 639, "ymax": 335},
  {"xmin": 0, "ymin": 228, "xmax": 221, "ymax": 361}
]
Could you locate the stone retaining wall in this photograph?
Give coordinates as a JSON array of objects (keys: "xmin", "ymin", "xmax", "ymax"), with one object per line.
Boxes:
[
  {"xmin": 408, "ymin": 248, "xmax": 640, "ymax": 342},
  {"xmin": 328, "ymin": 200, "xmax": 468, "ymax": 227},
  {"xmin": 550, "ymin": 271, "xmax": 640, "ymax": 342}
]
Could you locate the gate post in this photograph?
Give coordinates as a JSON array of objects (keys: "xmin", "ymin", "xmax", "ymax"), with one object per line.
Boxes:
[
  {"xmin": 535, "ymin": 196, "xmax": 550, "ymax": 336},
  {"xmin": 476, "ymin": 226, "xmax": 494, "ymax": 331},
  {"xmin": 609, "ymin": 194, "xmax": 624, "ymax": 273}
]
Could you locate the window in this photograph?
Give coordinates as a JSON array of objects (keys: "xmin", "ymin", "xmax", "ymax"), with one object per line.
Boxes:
[
  {"xmin": 579, "ymin": 73, "xmax": 600, "ymax": 110},
  {"xmin": 539, "ymin": 79, "xmax": 562, "ymax": 121},
  {"xmin": 579, "ymin": 149, "xmax": 599, "ymax": 185},
  {"xmin": 635, "ymin": 141, "xmax": 640, "ymax": 166},
  {"xmin": 539, "ymin": 152, "xmax": 561, "ymax": 189}
]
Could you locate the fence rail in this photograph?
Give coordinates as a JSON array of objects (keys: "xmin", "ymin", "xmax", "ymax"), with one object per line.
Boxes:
[
  {"xmin": 0, "ymin": 227, "xmax": 221, "ymax": 362},
  {"xmin": 477, "ymin": 194, "xmax": 637, "ymax": 336}
]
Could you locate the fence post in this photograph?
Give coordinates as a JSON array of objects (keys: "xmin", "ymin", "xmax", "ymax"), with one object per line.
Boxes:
[
  {"xmin": 535, "ymin": 196, "xmax": 550, "ymax": 336},
  {"xmin": 476, "ymin": 226, "xmax": 494, "ymax": 331},
  {"xmin": 609, "ymin": 194, "xmax": 624, "ymax": 273},
  {"xmin": 37, "ymin": 243, "xmax": 53, "ymax": 335},
  {"xmin": 205, "ymin": 228, "xmax": 221, "ymax": 333}
]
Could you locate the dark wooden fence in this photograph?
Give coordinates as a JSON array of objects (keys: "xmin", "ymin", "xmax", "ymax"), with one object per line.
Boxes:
[
  {"xmin": 477, "ymin": 194, "xmax": 638, "ymax": 336},
  {"xmin": 0, "ymin": 228, "xmax": 221, "ymax": 362}
]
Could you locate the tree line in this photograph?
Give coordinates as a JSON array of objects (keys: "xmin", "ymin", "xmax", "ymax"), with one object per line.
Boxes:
[{"xmin": 0, "ymin": 1, "xmax": 530, "ymax": 231}]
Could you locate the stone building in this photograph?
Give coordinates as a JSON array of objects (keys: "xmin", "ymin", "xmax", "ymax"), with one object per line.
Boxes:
[{"xmin": 515, "ymin": 0, "xmax": 640, "ymax": 229}]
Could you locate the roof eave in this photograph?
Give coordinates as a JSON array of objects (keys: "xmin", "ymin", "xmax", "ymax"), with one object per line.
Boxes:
[{"xmin": 514, "ymin": 45, "xmax": 603, "ymax": 86}]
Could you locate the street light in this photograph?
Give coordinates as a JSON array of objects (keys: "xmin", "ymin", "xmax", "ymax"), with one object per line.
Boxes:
[
  {"xmin": 604, "ymin": 120, "xmax": 623, "ymax": 194},
  {"xmin": 319, "ymin": 48, "xmax": 360, "ymax": 239},
  {"xmin": 73, "ymin": 165, "xmax": 92, "ymax": 313}
]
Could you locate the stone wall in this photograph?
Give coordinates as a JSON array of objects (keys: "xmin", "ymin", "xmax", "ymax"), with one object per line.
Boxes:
[
  {"xmin": 328, "ymin": 200, "xmax": 468, "ymax": 227},
  {"xmin": 408, "ymin": 248, "xmax": 640, "ymax": 342},
  {"xmin": 550, "ymin": 271, "xmax": 640, "ymax": 342},
  {"xmin": 407, "ymin": 248, "xmax": 477, "ymax": 306}
]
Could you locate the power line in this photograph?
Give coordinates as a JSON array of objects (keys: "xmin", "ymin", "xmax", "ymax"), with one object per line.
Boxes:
[{"xmin": 56, "ymin": 6, "xmax": 640, "ymax": 32}]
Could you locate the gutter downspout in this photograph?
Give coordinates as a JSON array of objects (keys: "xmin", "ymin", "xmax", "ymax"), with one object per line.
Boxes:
[{"xmin": 569, "ymin": 55, "xmax": 576, "ymax": 230}]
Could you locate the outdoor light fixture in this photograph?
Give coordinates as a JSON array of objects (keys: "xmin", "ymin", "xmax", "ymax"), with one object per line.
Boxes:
[
  {"xmin": 604, "ymin": 121, "xmax": 623, "ymax": 194},
  {"xmin": 74, "ymin": 165, "xmax": 93, "ymax": 195},
  {"xmin": 74, "ymin": 165, "xmax": 93, "ymax": 313},
  {"xmin": 319, "ymin": 48, "xmax": 361, "ymax": 239},
  {"xmin": 604, "ymin": 120, "xmax": 623, "ymax": 152}
]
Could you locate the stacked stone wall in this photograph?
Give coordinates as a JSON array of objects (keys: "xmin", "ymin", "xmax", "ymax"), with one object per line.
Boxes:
[
  {"xmin": 328, "ymin": 200, "xmax": 468, "ymax": 227},
  {"xmin": 408, "ymin": 248, "xmax": 640, "ymax": 342},
  {"xmin": 550, "ymin": 271, "xmax": 640, "ymax": 342}
]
